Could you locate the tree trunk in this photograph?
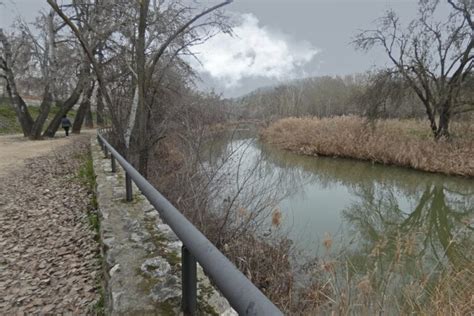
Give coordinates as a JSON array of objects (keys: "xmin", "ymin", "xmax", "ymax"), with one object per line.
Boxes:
[
  {"xmin": 72, "ymin": 98, "xmax": 88, "ymax": 134},
  {"xmin": 0, "ymin": 28, "xmax": 33, "ymax": 137},
  {"xmin": 46, "ymin": 10, "xmax": 57, "ymax": 104},
  {"xmin": 72, "ymin": 81, "xmax": 94, "ymax": 133},
  {"xmin": 5, "ymin": 81, "xmax": 34, "ymax": 136},
  {"xmin": 84, "ymin": 103, "xmax": 94, "ymax": 128},
  {"xmin": 136, "ymin": 0, "xmax": 150, "ymax": 177},
  {"xmin": 124, "ymin": 86, "xmax": 139, "ymax": 149},
  {"xmin": 43, "ymin": 72, "xmax": 88, "ymax": 137},
  {"xmin": 29, "ymin": 85, "xmax": 52, "ymax": 140},
  {"xmin": 0, "ymin": 29, "xmax": 34, "ymax": 136},
  {"xmin": 419, "ymin": 99, "xmax": 439, "ymax": 139},
  {"xmin": 436, "ymin": 103, "xmax": 451, "ymax": 140},
  {"xmin": 96, "ymin": 87, "xmax": 105, "ymax": 126},
  {"xmin": 138, "ymin": 146, "xmax": 149, "ymax": 177}
]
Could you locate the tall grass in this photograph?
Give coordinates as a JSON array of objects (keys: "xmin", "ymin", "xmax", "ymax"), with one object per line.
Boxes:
[
  {"xmin": 261, "ymin": 116, "xmax": 474, "ymax": 177},
  {"xmin": 296, "ymin": 231, "xmax": 473, "ymax": 315}
]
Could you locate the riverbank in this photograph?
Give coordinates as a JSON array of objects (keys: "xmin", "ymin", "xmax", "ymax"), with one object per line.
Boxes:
[
  {"xmin": 261, "ymin": 116, "xmax": 473, "ymax": 177},
  {"xmin": 141, "ymin": 124, "xmax": 473, "ymax": 314}
]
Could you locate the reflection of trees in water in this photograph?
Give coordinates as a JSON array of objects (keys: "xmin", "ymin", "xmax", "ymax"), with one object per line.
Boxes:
[
  {"xmin": 344, "ymin": 183, "xmax": 473, "ymax": 269},
  {"xmin": 205, "ymin": 135, "xmax": 311, "ymax": 210},
  {"xmin": 201, "ymin": 130, "xmax": 257, "ymax": 164},
  {"xmin": 202, "ymin": 135, "xmax": 301, "ymax": 245},
  {"xmin": 260, "ymin": 139, "xmax": 473, "ymax": 252},
  {"xmin": 209, "ymin": 136, "xmax": 473, "ymax": 242},
  {"xmin": 208, "ymin": 136, "xmax": 473, "ymax": 311},
  {"xmin": 341, "ymin": 182, "xmax": 473, "ymax": 311},
  {"xmin": 257, "ymin": 139, "xmax": 474, "ymax": 198},
  {"xmin": 399, "ymin": 185, "xmax": 473, "ymax": 268}
]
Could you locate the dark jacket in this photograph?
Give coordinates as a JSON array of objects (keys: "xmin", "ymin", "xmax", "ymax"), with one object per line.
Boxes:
[{"xmin": 61, "ymin": 117, "xmax": 72, "ymax": 128}]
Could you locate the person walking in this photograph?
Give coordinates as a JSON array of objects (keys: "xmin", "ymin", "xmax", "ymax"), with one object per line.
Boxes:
[{"xmin": 61, "ymin": 115, "xmax": 72, "ymax": 136}]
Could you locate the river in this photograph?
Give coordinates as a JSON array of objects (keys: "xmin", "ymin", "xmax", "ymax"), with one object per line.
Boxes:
[{"xmin": 205, "ymin": 130, "xmax": 473, "ymax": 268}]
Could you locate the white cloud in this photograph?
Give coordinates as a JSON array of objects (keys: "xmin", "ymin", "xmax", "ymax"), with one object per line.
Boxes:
[{"xmin": 190, "ymin": 13, "xmax": 319, "ymax": 88}]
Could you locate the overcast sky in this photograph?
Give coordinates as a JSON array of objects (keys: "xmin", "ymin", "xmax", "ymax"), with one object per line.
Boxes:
[{"xmin": 1, "ymin": 0, "xmax": 424, "ymax": 97}]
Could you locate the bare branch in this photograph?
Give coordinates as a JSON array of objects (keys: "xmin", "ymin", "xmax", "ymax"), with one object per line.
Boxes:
[{"xmin": 146, "ymin": 0, "xmax": 232, "ymax": 81}]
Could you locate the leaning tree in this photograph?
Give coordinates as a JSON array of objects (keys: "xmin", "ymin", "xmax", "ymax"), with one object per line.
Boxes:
[
  {"xmin": 354, "ymin": 0, "xmax": 473, "ymax": 139},
  {"xmin": 48, "ymin": 0, "xmax": 232, "ymax": 176},
  {"xmin": 0, "ymin": 13, "xmax": 91, "ymax": 139}
]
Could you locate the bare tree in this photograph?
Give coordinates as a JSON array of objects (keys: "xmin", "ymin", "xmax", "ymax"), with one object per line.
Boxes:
[
  {"xmin": 48, "ymin": 0, "xmax": 232, "ymax": 176},
  {"xmin": 0, "ymin": 10, "xmax": 91, "ymax": 139},
  {"xmin": 21, "ymin": 12, "xmax": 56, "ymax": 139},
  {"xmin": 72, "ymin": 80, "xmax": 95, "ymax": 133},
  {"xmin": 355, "ymin": 70, "xmax": 425, "ymax": 119},
  {"xmin": 0, "ymin": 29, "xmax": 34, "ymax": 136},
  {"xmin": 354, "ymin": 0, "xmax": 473, "ymax": 139},
  {"xmin": 0, "ymin": 17, "xmax": 59, "ymax": 140}
]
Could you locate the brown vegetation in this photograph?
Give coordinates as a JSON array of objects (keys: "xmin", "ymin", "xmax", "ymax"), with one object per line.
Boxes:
[
  {"xmin": 0, "ymin": 136, "xmax": 102, "ymax": 314},
  {"xmin": 131, "ymin": 120, "xmax": 473, "ymax": 314},
  {"xmin": 298, "ymin": 230, "xmax": 473, "ymax": 315},
  {"xmin": 145, "ymin": 131, "xmax": 303, "ymax": 313},
  {"xmin": 261, "ymin": 116, "xmax": 474, "ymax": 177},
  {"xmin": 145, "ymin": 117, "xmax": 473, "ymax": 314}
]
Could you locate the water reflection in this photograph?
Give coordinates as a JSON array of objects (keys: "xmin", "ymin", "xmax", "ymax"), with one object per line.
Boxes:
[
  {"xmin": 206, "ymin": 133, "xmax": 473, "ymax": 260},
  {"xmin": 206, "ymin": 134, "xmax": 473, "ymax": 311},
  {"xmin": 345, "ymin": 183, "xmax": 473, "ymax": 269}
]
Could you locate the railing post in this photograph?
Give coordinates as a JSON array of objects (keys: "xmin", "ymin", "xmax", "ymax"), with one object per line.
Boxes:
[
  {"xmin": 125, "ymin": 172, "xmax": 133, "ymax": 202},
  {"xmin": 104, "ymin": 146, "xmax": 109, "ymax": 158},
  {"xmin": 111, "ymin": 155, "xmax": 116, "ymax": 173},
  {"xmin": 95, "ymin": 131, "xmax": 283, "ymax": 315},
  {"xmin": 181, "ymin": 245, "xmax": 197, "ymax": 315}
]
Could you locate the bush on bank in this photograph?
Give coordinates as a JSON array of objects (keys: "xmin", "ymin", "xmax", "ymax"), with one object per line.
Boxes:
[{"xmin": 261, "ymin": 116, "xmax": 473, "ymax": 177}]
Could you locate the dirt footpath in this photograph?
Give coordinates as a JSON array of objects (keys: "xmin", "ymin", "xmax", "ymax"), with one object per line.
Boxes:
[
  {"xmin": 0, "ymin": 131, "xmax": 94, "ymax": 177},
  {"xmin": 0, "ymin": 133, "xmax": 101, "ymax": 314}
]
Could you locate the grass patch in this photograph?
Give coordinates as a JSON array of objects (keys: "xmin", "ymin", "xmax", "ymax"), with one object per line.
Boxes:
[
  {"xmin": 92, "ymin": 284, "xmax": 105, "ymax": 316},
  {"xmin": 165, "ymin": 250, "xmax": 181, "ymax": 267},
  {"xmin": 78, "ymin": 151, "xmax": 100, "ymax": 234},
  {"xmin": 158, "ymin": 298, "xmax": 180, "ymax": 315},
  {"xmin": 0, "ymin": 102, "xmax": 22, "ymax": 134},
  {"xmin": 0, "ymin": 101, "xmax": 78, "ymax": 134},
  {"xmin": 77, "ymin": 149, "xmax": 105, "ymax": 315},
  {"xmin": 77, "ymin": 150, "xmax": 96, "ymax": 190},
  {"xmin": 261, "ymin": 116, "xmax": 474, "ymax": 177},
  {"xmin": 144, "ymin": 219, "xmax": 181, "ymax": 272}
]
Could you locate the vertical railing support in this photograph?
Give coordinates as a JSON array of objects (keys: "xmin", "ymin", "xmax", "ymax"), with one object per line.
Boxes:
[
  {"xmin": 111, "ymin": 156, "xmax": 116, "ymax": 173},
  {"xmin": 95, "ymin": 131, "xmax": 283, "ymax": 315},
  {"xmin": 104, "ymin": 146, "xmax": 109, "ymax": 158},
  {"xmin": 125, "ymin": 172, "xmax": 133, "ymax": 202},
  {"xmin": 182, "ymin": 246, "xmax": 197, "ymax": 315}
]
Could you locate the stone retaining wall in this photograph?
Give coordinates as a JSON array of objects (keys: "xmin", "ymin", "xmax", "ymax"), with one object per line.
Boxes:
[{"xmin": 91, "ymin": 137, "xmax": 236, "ymax": 315}]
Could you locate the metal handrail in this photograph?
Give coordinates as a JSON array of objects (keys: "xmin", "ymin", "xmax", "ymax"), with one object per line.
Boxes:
[{"xmin": 96, "ymin": 131, "xmax": 283, "ymax": 316}]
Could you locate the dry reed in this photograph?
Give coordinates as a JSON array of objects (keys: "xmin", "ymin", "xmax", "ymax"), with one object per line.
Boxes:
[
  {"xmin": 293, "ymin": 226, "xmax": 474, "ymax": 315},
  {"xmin": 261, "ymin": 116, "xmax": 474, "ymax": 177},
  {"xmin": 149, "ymin": 121, "xmax": 473, "ymax": 314}
]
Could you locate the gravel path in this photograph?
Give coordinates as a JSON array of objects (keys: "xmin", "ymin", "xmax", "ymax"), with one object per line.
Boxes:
[
  {"xmin": 0, "ymin": 135, "xmax": 101, "ymax": 314},
  {"xmin": 0, "ymin": 130, "xmax": 95, "ymax": 177}
]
